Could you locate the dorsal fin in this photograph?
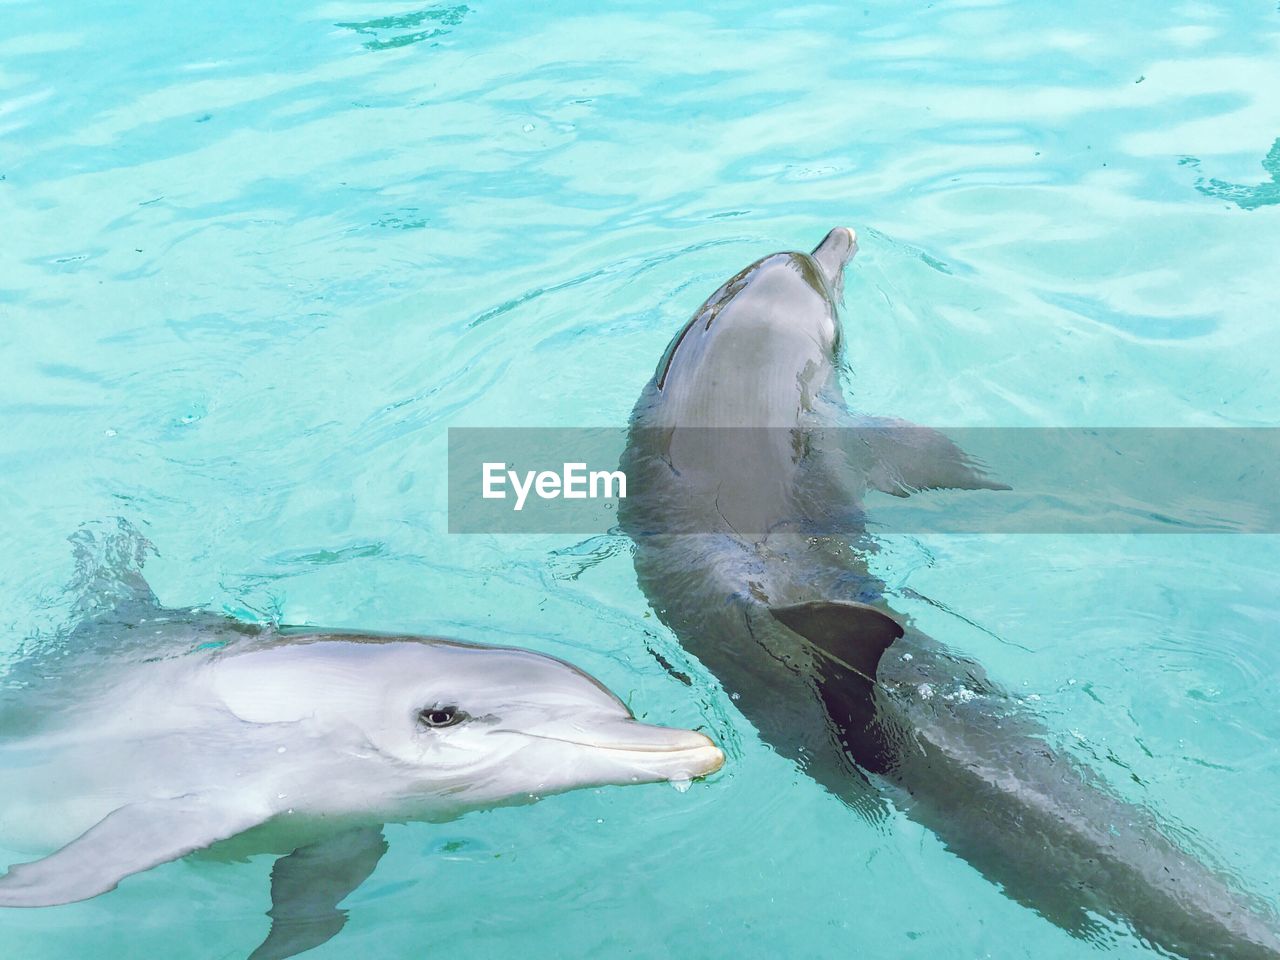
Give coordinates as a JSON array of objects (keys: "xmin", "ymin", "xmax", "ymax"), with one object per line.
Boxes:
[
  {"xmin": 809, "ymin": 227, "xmax": 858, "ymax": 298},
  {"xmin": 770, "ymin": 600, "xmax": 902, "ymax": 682},
  {"xmin": 67, "ymin": 519, "xmax": 162, "ymax": 623}
]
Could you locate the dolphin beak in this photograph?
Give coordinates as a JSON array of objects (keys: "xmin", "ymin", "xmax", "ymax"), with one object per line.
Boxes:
[{"xmin": 526, "ymin": 717, "xmax": 725, "ymax": 782}]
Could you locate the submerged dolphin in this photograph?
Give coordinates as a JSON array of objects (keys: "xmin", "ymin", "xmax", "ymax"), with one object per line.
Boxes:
[
  {"xmin": 620, "ymin": 228, "xmax": 1280, "ymax": 958},
  {"xmin": 0, "ymin": 564, "xmax": 723, "ymax": 960}
]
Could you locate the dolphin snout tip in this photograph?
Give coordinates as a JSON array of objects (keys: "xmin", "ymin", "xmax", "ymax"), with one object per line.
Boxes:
[
  {"xmin": 652, "ymin": 729, "xmax": 725, "ymax": 780},
  {"xmin": 703, "ymin": 743, "xmax": 726, "ymax": 776},
  {"xmin": 683, "ymin": 732, "xmax": 725, "ymax": 778}
]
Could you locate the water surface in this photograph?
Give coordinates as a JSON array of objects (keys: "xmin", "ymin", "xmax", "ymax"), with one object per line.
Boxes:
[{"xmin": 2, "ymin": 1, "xmax": 1279, "ymax": 957}]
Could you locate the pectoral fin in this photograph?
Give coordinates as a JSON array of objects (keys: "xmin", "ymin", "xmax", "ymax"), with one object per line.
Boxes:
[
  {"xmin": 0, "ymin": 795, "xmax": 267, "ymax": 908},
  {"xmin": 849, "ymin": 417, "xmax": 1009, "ymax": 497},
  {"xmin": 249, "ymin": 826, "xmax": 388, "ymax": 960}
]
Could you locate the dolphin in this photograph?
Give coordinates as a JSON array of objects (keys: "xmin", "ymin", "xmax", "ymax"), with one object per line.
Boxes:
[
  {"xmin": 619, "ymin": 228, "xmax": 1280, "ymax": 958},
  {"xmin": 0, "ymin": 554, "xmax": 723, "ymax": 960}
]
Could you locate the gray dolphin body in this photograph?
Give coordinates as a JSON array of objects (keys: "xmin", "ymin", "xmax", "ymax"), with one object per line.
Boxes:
[
  {"xmin": 0, "ymin": 571, "xmax": 723, "ymax": 960},
  {"xmin": 620, "ymin": 229, "xmax": 1280, "ymax": 958}
]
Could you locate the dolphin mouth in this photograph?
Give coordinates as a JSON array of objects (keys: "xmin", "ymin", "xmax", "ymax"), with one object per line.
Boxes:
[
  {"xmin": 522, "ymin": 722, "xmax": 726, "ymax": 778},
  {"xmin": 586, "ymin": 738, "xmax": 726, "ymax": 777}
]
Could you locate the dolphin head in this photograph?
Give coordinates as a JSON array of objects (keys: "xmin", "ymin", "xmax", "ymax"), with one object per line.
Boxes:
[
  {"xmin": 647, "ymin": 227, "xmax": 858, "ymax": 430},
  {"xmin": 624, "ymin": 229, "xmax": 860, "ymax": 534},
  {"xmin": 376, "ymin": 639, "xmax": 725, "ymax": 807},
  {"xmin": 210, "ymin": 636, "xmax": 724, "ymax": 815}
]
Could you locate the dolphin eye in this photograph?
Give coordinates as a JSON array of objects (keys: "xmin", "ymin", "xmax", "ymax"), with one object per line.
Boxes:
[{"xmin": 418, "ymin": 705, "xmax": 465, "ymax": 728}]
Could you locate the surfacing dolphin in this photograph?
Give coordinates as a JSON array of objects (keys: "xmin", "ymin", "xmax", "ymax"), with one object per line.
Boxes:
[
  {"xmin": 619, "ymin": 228, "xmax": 1280, "ymax": 958},
  {"xmin": 0, "ymin": 552, "xmax": 723, "ymax": 960}
]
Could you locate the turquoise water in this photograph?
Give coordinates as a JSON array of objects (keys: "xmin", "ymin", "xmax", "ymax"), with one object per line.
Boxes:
[{"xmin": 3, "ymin": 1, "xmax": 1280, "ymax": 957}]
